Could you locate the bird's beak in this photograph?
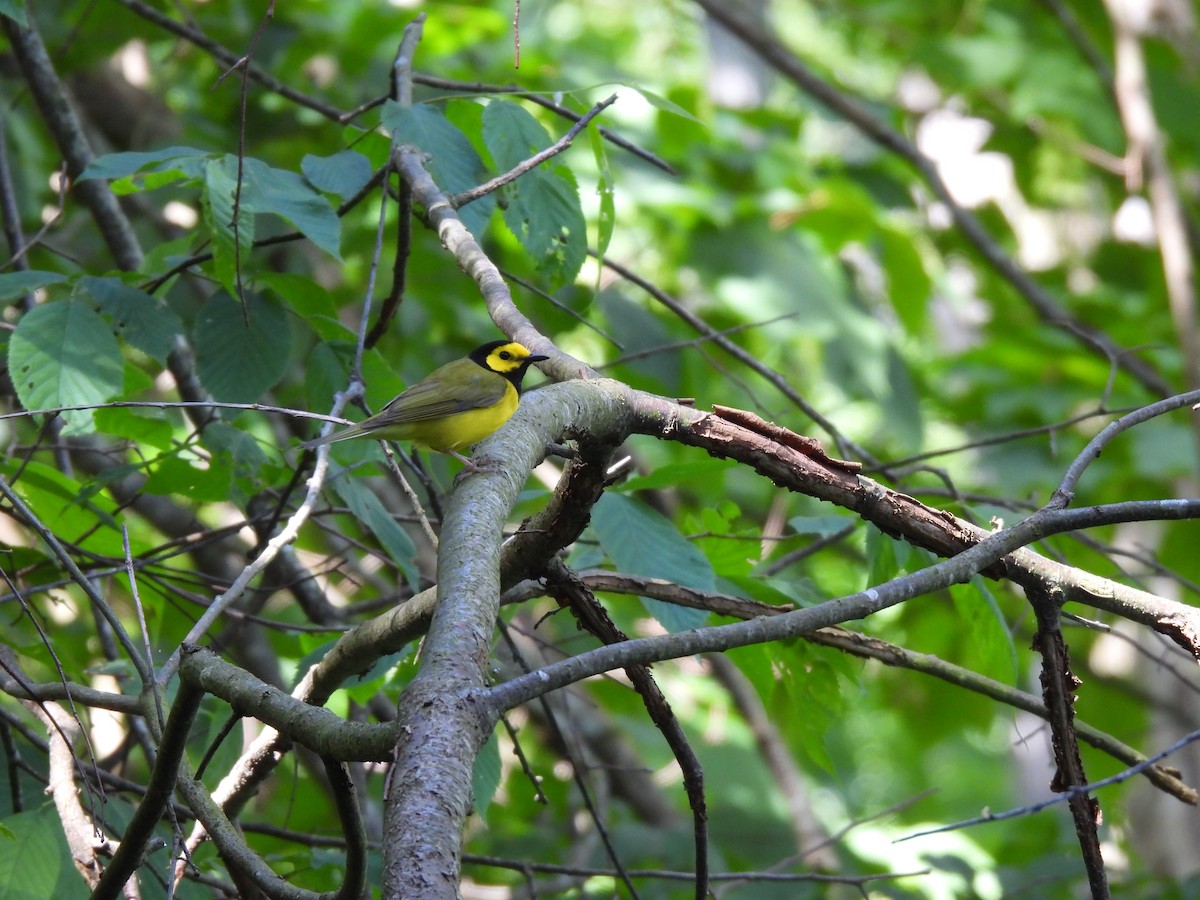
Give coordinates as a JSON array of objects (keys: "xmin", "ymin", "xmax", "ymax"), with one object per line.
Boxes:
[{"xmin": 528, "ymin": 355, "xmax": 550, "ymax": 363}]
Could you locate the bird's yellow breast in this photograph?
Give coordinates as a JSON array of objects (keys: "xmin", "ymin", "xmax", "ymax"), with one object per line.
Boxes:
[{"xmin": 400, "ymin": 383, "xmax": 520, "ymax": 452}]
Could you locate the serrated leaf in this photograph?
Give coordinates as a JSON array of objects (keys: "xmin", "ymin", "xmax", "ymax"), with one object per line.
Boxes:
[
  {"xmin": 0, "ymin": 270, "xmax": 67, "ymax": 301},
  {"xmin": 503, "ymin": 167, "xmax": 587, "ymax": 286},
  {"xmin": 591, "ymin": 493, "xmax": 713, "ymax": 632},
  {"xmin": 331, "ymin": 475, "xmax": 416, "ymax": 581},
  {"xmin": 79, "ymin": 276, "xmax": 183, "ymax": 363},
  {"xmin": 483, "ymin": 101, "xmax": 587, "ymax": 286},
  {"xmin": 482, "ymin": 99, "xmax": 553, "ymax": 170},
  {"xmin": 192, "ymin": 291, "xmax": 291, "ymax": 402},
  {"xmin": 241, "ymin": 158, "xmax": 342, "ymax": 259},
  {"xmin": 302, "ymin": 150, "xmax": 374, "ymax": 200},
  {"xmin": 381, "ymin": 102, "xmax": 494, "ymax": 237},
  {"xmin": 8, "ymin": 301, "xmax": 124, "ymax": 434}
]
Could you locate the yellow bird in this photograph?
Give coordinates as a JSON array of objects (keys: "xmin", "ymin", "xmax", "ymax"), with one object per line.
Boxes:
[{"xmin": 302, "ymin": 340, "xmax": 548, "ymax": 467}]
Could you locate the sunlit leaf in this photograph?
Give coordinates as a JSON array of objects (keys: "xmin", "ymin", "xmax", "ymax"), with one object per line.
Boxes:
[{"xmin": 8, "ymin": 301, "xmax": 123, "ymax": 434}]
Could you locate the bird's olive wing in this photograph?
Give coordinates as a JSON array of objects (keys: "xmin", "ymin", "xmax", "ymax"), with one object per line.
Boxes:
[{"xmin": 373, "ymin": 369, "xmax": 508, "ymax": 424}]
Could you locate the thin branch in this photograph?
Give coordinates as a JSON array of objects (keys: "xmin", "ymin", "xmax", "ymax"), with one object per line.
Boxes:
[
  {"xmin": 581, "ymin": 570, "xmax": 1196, "ymax": 804},
  {"xmin": 544, "ymin": 559, "xmax": 695, "ymax": 900},
  {"xmin": 599, "ymin": 254, "xmax": 872, "ymax": 462},
  {"xmin": 1052, "ymin": 389, "xmax": 1200, "ymax": 505},
  {"xmin": 0, "ymin": 476, "xmax": 152, "ymax": 686},
  {"xmin": 364, "ymin": 17, "xmax": 423, "ymax": 350},
  {"xmin": 449, "ymin": 93, "xmax": 618, "ymax": 207},
  {"xmin": 2, "ymin": 12, "xmax": 142, "ymax": 270},
  {"xmin": 494, "ymin": 615, "xmax": 642, "ymax": 899},
  {"xmin": 692, "ymin": 0, "xmax": 1172, "ymax": 399},
  {"xmin": 92, "ymin": 678, "xmax": 205, "ymax": 900},
  {"xmin": 898, "ymin": 726, "xmax": 1200, "ymax": 843},
  {"xmin": 154, "ymin": 419, "xmax": 341, "ymax": 685},
  {"xmin": 1103, "ymin": 0, "xmax": 1200, "ymax": 460},
  {"xmin": 412, "ymin": 74, "xmax": 675, "ymax": 174},
  {"xmin": 111, "ymin": 0, "xmax": 346, "ymax": 122},
  {"xmin": 486, "ymin": 491, "xmax": 1200, "ymax": 713}
]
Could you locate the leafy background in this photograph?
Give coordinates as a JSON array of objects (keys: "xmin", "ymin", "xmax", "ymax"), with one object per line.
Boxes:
[{"xmin": 2, "ymin": 0, "xmax": 1200, "ymax": 897}]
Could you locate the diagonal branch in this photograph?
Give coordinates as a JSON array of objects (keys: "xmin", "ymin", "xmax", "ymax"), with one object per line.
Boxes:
[{"xmin": 691, "ymin": 0, "xmax": 1172, "ymax": 399}]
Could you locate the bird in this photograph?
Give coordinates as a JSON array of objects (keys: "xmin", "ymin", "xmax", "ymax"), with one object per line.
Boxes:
[{"xmin": 302, "ymin": 340, "xmax": 549, "ymax": 468}]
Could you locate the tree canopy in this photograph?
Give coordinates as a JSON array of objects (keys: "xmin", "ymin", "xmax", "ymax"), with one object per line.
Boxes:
[{"xmin": 2, "ymin": 0, "xmax": 1200, "ymax": 898}]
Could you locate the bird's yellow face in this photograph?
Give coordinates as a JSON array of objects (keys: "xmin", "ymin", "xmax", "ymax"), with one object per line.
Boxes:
[
  {"xmin": 475, "ymin": 341, "xmax": 540, "ymax": 374},
  {"xmin": 468, "ymin": 341, "xmax": 548, "ymax": 389}
]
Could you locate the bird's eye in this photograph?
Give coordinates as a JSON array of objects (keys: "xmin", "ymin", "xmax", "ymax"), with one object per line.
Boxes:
[{"xmin": 499, "ymin": 351, "xmax": 512, "ymax": 360}]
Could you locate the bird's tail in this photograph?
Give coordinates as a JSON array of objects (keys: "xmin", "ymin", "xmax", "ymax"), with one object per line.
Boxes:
[{"xmin": 299, "ymin": 424, "xmax": 369, "ymax": 450}]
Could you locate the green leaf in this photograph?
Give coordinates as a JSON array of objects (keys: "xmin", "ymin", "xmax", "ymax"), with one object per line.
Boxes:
[
  {"xmin": 770, "ymin": 651, "xmax": 841, "ymax": 774},
  {"xmin": 0, "ymin": 0, "xmax": 28, "ymax": 26},
  {"xmin": 719, "ymin": 573, "xmax": 806, "ymax": 609},
  {"xmin": 304, "ymin": 341, "xmax": 354, "ymax": 420},
  {"xmin": 78, "ymin": 276, "xmax": 183, "ymax": 363},
  {"xmin": 8, "ymin": 301, "xmax": 124, "ymax": 434},
  {"xmin": 879, "ymin": 226, "xmax": 931, "ymax": 335},
  {"xmin": 0, "ymin": 807, "xmax": 89, "ymax": 899},
  {"xmin": 788, "ymin": 515, "xmax": 856, "ymax": 538},
  {"xmin": 77, "ymin": 146, "xmax": 209, "ymax": 183},
  {"xmin": 257, "ymin": 272, "xmax": 341, "ymax": 320},
  {"xmin": 0, "ymin": 459, "xmax": 122, "ymax": 556},
  {"xmin": 0, "ymin": 270, "xmax": 67, "ymax": 302},
  {"xmin": 950, "ymin": 578, "xmax": 1018, "ymax": 684},
  {"xmin": 340, "ymin": 649, "xmax": 415, "ymax": 703},
  {"xmin": 193, "ymin": 291, "xmax": 292, "ymax": 402},
  {"xmin": 483, "ymin": 100, "xmax": 587, "ymax": 286},
  {"xmin": 330, "ymin": 475, "xmax": 416, "ymax": 582},
  {"xmin": 865, "ymin": 527, "xmax": 906, "ymax": 586},
  {"xmin": 93, "ymin": 406, "xmax": 175, "ymax": 450},
  {"xmin": 202, "ymin": 422, "xmax": 272, "ymax": 504},
  {"xmin": 142, "ymin": 454, "xmax": 231, "ymax": 502},
  {"xmin": 381, "ymin": 102, "xmax": 495, "ymax": 238},
  {"xmin": 616, "ymin": 458, "xmax": 734, "ymax": 493},
  {"xmin": 204, "ymin": 156, "xmax": 252, "ymax": 295},
  {"xmin": 482, "ymin": 99, "xmax": 554, "ymax": 172},
  {"xmin": 471, "ymin": 728, "xmax": 502, "ymax": 825},
  {"xmin": 621, "ymin": 84, "xmax": 704, "ymax": 124},
  {"xmin": 590, "ymin": 120, "xmax": 615, "ymax": 262},
  {"xmin": 241, "ymin": 158, "xmax": 343, "ymax": 259},
  {"xmin": 591, "ymin": 493, "xmax": 713, "ymax": 632},
  {"xmin": 302, "ymin": 150, "xmax": 374, "ymax": 200}
]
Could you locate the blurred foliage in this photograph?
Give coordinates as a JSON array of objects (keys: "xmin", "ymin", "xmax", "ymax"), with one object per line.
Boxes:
[{"xmin": 1, "ymin": 0, "xmax": 1199, "ymax": 897}]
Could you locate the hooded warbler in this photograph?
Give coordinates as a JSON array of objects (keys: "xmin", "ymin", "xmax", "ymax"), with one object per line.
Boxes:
[{"xmin": 302, "ymin": 340, "xmax": 548, "ymax": 466}]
